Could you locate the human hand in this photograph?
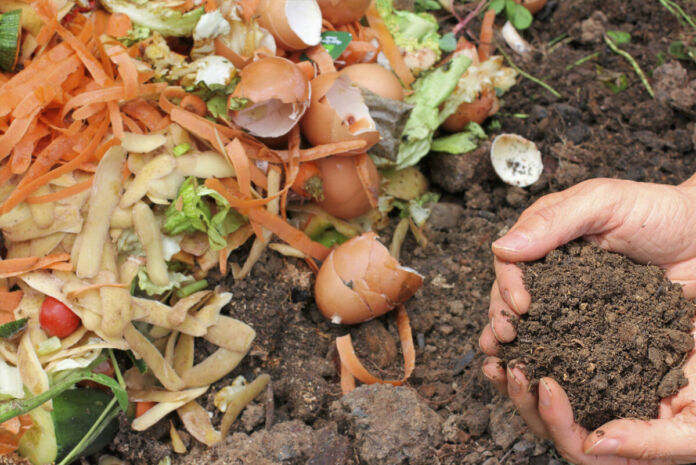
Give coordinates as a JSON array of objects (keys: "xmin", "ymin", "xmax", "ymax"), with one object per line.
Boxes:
[{"xmin": 479, "ymin": 177, "xmax": 696, "ymax": 464}]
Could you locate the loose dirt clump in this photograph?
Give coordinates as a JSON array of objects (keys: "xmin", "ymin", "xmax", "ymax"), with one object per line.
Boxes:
[{"xmin": 501, "ymin": 242, "xmax": 695, "ymax": 430}]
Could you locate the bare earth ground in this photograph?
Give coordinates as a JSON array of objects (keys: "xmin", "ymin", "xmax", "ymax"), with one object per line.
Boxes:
[{"xmin": 106, "ymin": 1, "xmax": 696, "ymax": 464}]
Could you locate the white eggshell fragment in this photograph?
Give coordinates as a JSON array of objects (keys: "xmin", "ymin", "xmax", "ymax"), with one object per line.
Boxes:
[{"xmin": 490, "ymin": 134, "xmax": 543, "ymax": 187}]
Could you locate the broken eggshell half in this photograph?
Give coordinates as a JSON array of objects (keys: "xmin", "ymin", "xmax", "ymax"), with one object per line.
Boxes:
[
  {"xmin": 230, "ymin": 56, "xmax": 310, "ymax": 138},
  {"xmin": 256, "ymin": 0, "xmax": 322, "ymax": 51},
  {"xmin": 490, "ymin": 133, "xmax": 543, "ymax": 187},
  {"xmin": 301, "ymin": 72, "xmax": 380, "ymax": 152},
  {"xmin": 317, "ymin": 0, "xmax": 372, "ymax": 26},
  {"xmin": 315, "ymin": 232, "xmax": 423, "ymax": 325}
]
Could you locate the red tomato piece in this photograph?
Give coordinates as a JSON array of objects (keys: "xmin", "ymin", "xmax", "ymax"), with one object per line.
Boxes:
[{"xmin": 39, "ymin": 297, "xmax": 81, "ymax": 338}]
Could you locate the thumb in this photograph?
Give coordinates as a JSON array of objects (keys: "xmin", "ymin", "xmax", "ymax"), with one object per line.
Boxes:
[
  {"xmin": 492, "ymin": 186, "xmax": 620, "ymax": 262},
  {"xmin": 583, "ymin": 405, "xmax": 696, "ymax": 461}
]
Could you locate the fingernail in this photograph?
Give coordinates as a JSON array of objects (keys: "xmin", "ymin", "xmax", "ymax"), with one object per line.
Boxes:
[
  {"xmin": 507, "ymin": 367, "xmax": 521, "ymax": 394},
  {"xmin": 584, "ymin": 438, "xmax": 620, "ymax": 456},
  {"xmin": 492, "ymin": 232, "xmax": 530, "ymax": 252},
  {"xmin": 539, "ymin": 379, "xmax": 552, "ymax": 408},
  {"xmin": 490, "ymin": 318, "xmax": 501, "ymax": 341},
  {"xmin": 503, "ymin": 289, "xmax": 521, "ymax": 313}
]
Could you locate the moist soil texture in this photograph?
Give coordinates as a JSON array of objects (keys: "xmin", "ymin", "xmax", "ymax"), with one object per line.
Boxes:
[
  {"xmin": 106, "ymin": 0, "xmax": 696, "ymax": 464},
  {"xmin": 500, "ymin": 243, "xmax": 695, "ymax": 431}
]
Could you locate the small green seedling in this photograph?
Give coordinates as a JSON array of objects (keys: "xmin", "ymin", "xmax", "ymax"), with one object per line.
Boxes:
[{"xmin": 489, "ymin": 0, "xmax": 533, "ymax": 30}]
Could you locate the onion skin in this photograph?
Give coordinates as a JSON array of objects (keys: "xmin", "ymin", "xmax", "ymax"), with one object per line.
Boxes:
[
  {"xmin": 339, "ymin": 63, "xmax": 404, "ymax": 101},
  {"xmin": 316, "ymin": 154, "xmax": 379, "ymax": 220},
  {"xmin": 441, "ymin": 89, "xmax": 498, "ymax": 132},
  {"xmin": 301, "ymin": 72, "xmax": 380, "ymax": 152},
  {"xmin": 513, "ymin": 0, "xmax": 548, "ymax": 14},
  {"xmin": 317, "ymin": 0, "xmax": 371, "ymax": 26},
  {"xmin": 315, "ymin": 232, "xmax": 423, "ymax": 325}
]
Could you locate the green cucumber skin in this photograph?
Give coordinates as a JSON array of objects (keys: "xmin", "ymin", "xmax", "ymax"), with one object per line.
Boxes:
[{"xmin": 52, "ymin": 389, "xmax": 119, "ymax": 462}]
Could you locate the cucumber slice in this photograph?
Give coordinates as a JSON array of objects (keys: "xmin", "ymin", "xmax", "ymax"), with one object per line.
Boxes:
[
  {"xmin": 52, "ymin": 389, "xmax": 119, "ymax": 462},
  {"xmin": 17, "ymin": 406, "xmax": 58, "ymax": 465}
]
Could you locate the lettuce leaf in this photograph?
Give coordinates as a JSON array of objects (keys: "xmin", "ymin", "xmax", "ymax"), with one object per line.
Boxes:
[
  {"xmin": 396, "ymin": 54, "xmax": 472, "ymax": 168},
  {"xmin": 431, "ymin": 122, "xmax": 487, "ymax": 154},
  {"xmin": 164, "ymin": 177, "xmax": 245, "ymax": 250},
  {"xmin": 99, "ymin": 0, "xmax": 204, "ymax": 37},
  {"xmin": 136, "ymin": 268, "xmax": 192, "ymax": 296}
]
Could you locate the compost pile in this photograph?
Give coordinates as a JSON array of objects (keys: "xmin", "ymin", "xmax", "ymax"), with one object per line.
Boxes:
[{"xmin": 501, "ymin": 242, "xmax": 695, "ymax": 430}]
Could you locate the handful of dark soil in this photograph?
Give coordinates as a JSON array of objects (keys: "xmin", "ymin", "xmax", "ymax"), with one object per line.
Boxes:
[{"xmin": 500, "ymin": 243, "xmax": 695, "ymax": 431}]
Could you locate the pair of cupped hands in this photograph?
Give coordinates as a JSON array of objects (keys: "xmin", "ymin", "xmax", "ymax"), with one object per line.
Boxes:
[{"xmin": 480, "ymin": 176, "xmax": 696, "ymax": 465}]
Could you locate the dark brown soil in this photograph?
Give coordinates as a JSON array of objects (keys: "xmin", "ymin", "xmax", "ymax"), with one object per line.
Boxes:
[
  {"xmin": 107, "ymin": 0, "xmax": 696, "ymax": 464},
  {"xmin": 500, "ymin": 243, "xmax": 695, "ymax": 430}
]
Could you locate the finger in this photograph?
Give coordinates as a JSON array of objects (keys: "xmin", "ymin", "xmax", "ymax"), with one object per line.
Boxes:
[
  {"xmin": 489, "ymin": 282, "xmax": 518, "ymax": 342},
  {"xmin": 537, "ymin": 377, "xmax": 597, "ymax": 463},
  {"xmin": 506, "ymin": 363, "xmax": 550, "ymax": 439},
  {"xmin": 494, "ymin": 258, "xmax": 531, "ymax": 315},
  {"xmin": 491, "ymin": 181, "xmax": 622, "ymax": 263},
  {"xmin": 479, "ymin": 324, "xmax": 500, "ymax": 356},
  {"xmin": 583, "ymin": 404, "xmax": 696, "ymax": 461},
  {"xmin": 664, "ymin": 258, "xmax": 696, "ymax": 299},
  {"xmin": 482, "ymin": 356, "xmax": 507, "ymax": 394},
  {"xmin": 539, "ymin": 378, "xmax": 680, "ymax": 465}
]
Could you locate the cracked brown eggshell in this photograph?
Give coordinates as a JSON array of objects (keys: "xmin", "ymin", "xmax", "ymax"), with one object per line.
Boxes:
[
  {"xmin": 301, "ymin": 72, "xmax": 380, "ymax": 153},
  {"xmin": 315, "ymin": 232, "xmax": 423, "ymax": 324},
  {"xmin": 257, "ymin": 0, "xmax": 323, "ymax": 51},
  {"xmin": 317, "ymin": 0, "xmax": 372, "ymax": 26},
  {"xmin": 230, "ymin": 56, "xmax": 310, "ymax": 138}
]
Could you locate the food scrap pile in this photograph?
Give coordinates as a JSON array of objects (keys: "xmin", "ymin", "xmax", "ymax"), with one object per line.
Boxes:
[{"xmin": 0, "ymin": 0, "xmax": 521, "ymax": 463}]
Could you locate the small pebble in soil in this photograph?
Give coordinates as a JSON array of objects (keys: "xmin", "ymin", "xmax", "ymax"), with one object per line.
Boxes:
[{"xmin": 501, "ymin": 242, "xmax": 695, "ymax": 431}]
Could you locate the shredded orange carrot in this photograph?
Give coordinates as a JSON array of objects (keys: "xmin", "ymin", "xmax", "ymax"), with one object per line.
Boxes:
[
  {"xmin": 0, "ymin": 414, "xmax": 32, "ymax": 455},
  {"xmin": 205, "ymin": 0, "xmax": 217, "ymax": 12},
  {"xmin": 336, "ymin": 305, "xmax": 415, "ymax": 394},
  {"xmin": 108, "ymin": 46, "xmax": 139, "ymax": 100},
  {"xmin": 107, "ymin": 101, "xmax": 124, "ymax": 139},
  {"xmin": 26, "ymin": 178, "xmax": 93, "ymax": 204},
  {"xmin": 67, "ymin": 282, "xmax": 129, "ymax": 299},
  {"xmin": 180, "ymin": 95, "xmax": 207, "ymax": 116},
  {"xmin": 0, "ymin": 253, "xmax": 71, "ymax": 279},
  {"xmin": 247, "ymin": 208, "xmax": 330, "ymax": 261},
  {"xmin": 226, "ymin": 139, "xmax": 251, "ymax": 198},
  {"xmin": 478, "ymin": 9, "xmax": 496, "ymax": 62},
  {"xmin": 122, "ymin": 98, "xmax": 164, "ymax": 131},
  {"xmin": 365, "ymin": 3, "xmax": 414, "ymax": 87},
  {"xmin": 0, "ymin": 291, "xmax": 23, "ymax": 313},
  {"xmin": 10, "ymin": 123, "xmax": 48, "ymax": 174},
  {"xmin": 106, "ymin": 13, "xmax": 133, "ymax": 38},
  {"xmin": 0, "ymin": 108, "xmax": 41, "ymax": 161}
]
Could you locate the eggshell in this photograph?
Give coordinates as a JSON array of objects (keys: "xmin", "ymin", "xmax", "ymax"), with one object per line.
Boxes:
[
  {"xmin": 314, "ymin": 232, "xmax": 423, "ymax": 325},
  {"xmin": 513, "ymin": 0, "xmax": 548, "ymax": 14},
  {"xmin": 316, "ymin": 154, "xmax": 380, "ymax": 220},
  {"xmin": 235, "ymin": 56, "xmax": 309, "ymax": 104},
  {"xmin": 231, "ymin": 57, "xmax": 310, "ymax": 138},
  {"xmin": 301, "ymin": 73, "xmax": 380, "ymax": 151},
  {"xmin": 339, "ymin": 63, "xmax": 404, "ymax": 101},
  {"xmin": 257, "ymin": 0, "xmax": 322, "ymax": 51},
  {"xmin": 317, "ymin": 0, "xmax": 372, "ymax": 26},
  {"xmin": 490, "ymin": 133, "xmax": 543, "ymax": 187},
  {"xmin": 314, "ymin": 250, "xmax": 372, "ymax": 324}
]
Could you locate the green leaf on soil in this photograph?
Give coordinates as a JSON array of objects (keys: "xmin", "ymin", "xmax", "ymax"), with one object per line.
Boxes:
[
  {"xmin": 439, "ymin": 32, "xmax": 457, "ymax": 52},
  {"xmin": 606, "ymin": 30, "xmax": 631, "ymax": 45},
  {"xmin": 505, "ymin": 0, "xmax": 533, "ymax": 30}
]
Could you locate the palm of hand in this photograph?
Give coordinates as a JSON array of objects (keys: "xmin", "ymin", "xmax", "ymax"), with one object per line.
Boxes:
[{"xmin": 480, "ymin": 179, "xmax": 696, "ymax": 464}]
